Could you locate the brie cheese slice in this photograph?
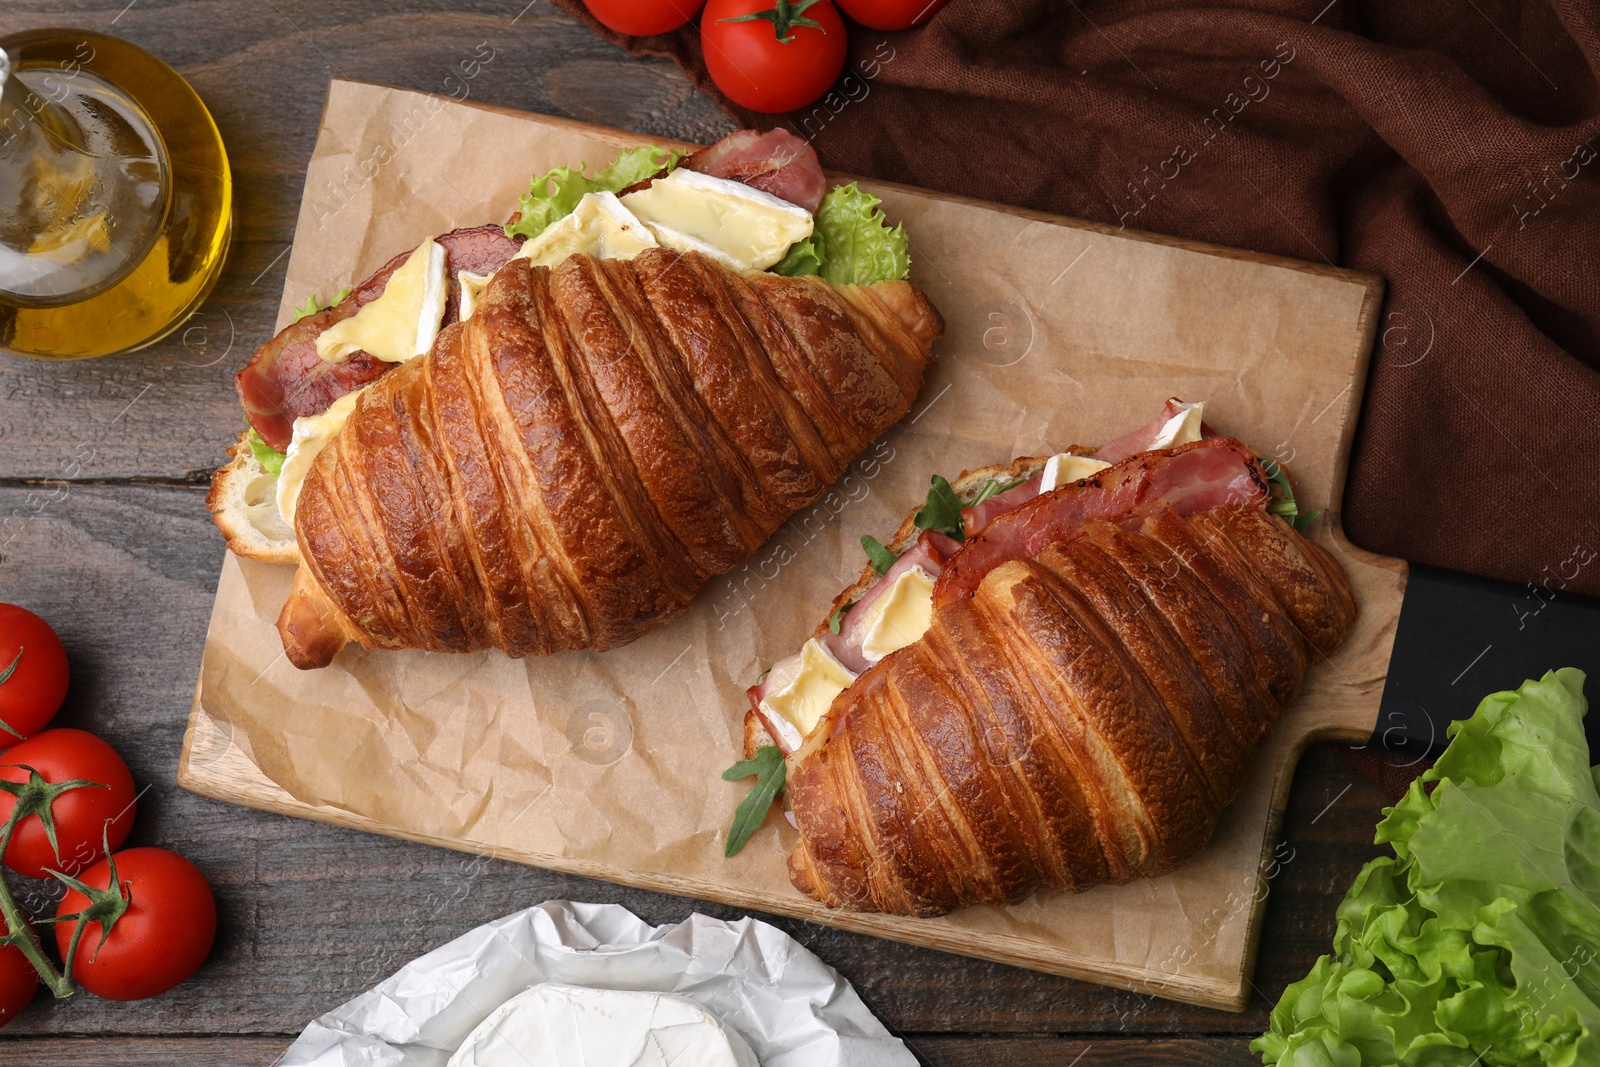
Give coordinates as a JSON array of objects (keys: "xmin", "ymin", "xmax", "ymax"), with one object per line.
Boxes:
[
  {"xmin": 760, "ymin": 638, "xmax": 857, "ymax": 742},
  {"xmin": 621, "ymin": 168, "xmax": 813, "ymax": 272},
  {"xmin": 1148, "ymin": 400, "xmax": 1205, "ymax": 450},
  {"xmin": 513, "ymin": 191, "xmax": 658, "ymax": 269},
  {"xmin": 276, "ymin": 388, "xmax": 364, "ymax": 527},
  {"xmin": 315, "ymin": 237, "xmax": 448, "ymax": 364},
  {"xmin": 457, "ymin": 269, "xmax": 494, "ymax": 322},
  {"xmin": 1038, "ymin": 453, "xmax": 1111, "ymax": 494},
  {"xmin": 446, "ymin": 983, "xmax": 759, "ymax": 1067},
  {"xmin": 858, "ymin": 565, "xmax": 936, "ymax": 664}
]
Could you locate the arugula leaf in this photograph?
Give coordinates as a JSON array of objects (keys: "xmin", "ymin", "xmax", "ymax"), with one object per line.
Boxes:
[
  {"xmin": 914, "ymin": 475, "xmax": 966, "ymax": 541},
  {"xmin": 505, "ymin": 145, "xmax": 682, "ymax": 243},
  {"xmin": 1254, "ymin": 668, "xmax": 1600, "ymax": 1066},
  {"xmin": 861, "ymin": 535, "xmax": 900, "ymax": 575},
  {"xmin": 293, "ymin": 288, "xmax": 351, "ymax": 323},
  {"xmin": 828, "ymin": 601, "xmax": 853, "ymax": 634},
  {"xmin": 771, "ymin": 234, "xmax": 826, "ymax": 277},
  {"xmin": 969, "ymin": 476, "xmax": 1024, "ymax": 508},
  {"xmin": 815, "ymin": 182, "xmax": 910, "ymax": 285},
  {"xmin": 1259, "ymin": 457, "xmax": 1321, "ymax": 533},
  {"xmin": 247, "ymin": 429, "xmax": 285, "ymax": 476},
  {"xmin": 722, "ymin": 745, "xmax": 787, "ymax": 857}
]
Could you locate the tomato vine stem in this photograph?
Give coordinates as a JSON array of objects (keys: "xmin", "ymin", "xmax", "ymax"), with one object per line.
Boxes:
[{"xmin": 0, "ymin": 805, "xmax": 74, "ymax": 999}]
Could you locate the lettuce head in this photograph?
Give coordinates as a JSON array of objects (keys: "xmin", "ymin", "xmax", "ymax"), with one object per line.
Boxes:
[{"xmin": 1255, "ymin": 668, "xmax": 1599, "ymax": 1066}]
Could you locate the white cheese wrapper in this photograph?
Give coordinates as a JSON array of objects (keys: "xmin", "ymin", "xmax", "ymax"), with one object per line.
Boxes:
[{"xmin": 277, "ymin": 900, "xmax": 916, "ymax": 1067}]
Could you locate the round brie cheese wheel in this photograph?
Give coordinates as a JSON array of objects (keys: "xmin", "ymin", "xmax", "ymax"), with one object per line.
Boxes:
[{"xmin": 447, "ymin": 982, "xmax": 760, "ymax": 1067}]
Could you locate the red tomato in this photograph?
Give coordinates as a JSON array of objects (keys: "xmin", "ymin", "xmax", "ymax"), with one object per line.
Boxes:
[
  {"xmin": 835, "ymin": 0, "xmax": 948, "ymax": 30},
  {"xmin": 0, "ymin": 914, "xmax": 37, "ymax": 1029},
  {"xmin": 583, "ymin": 0, "xmax": 706, "ymax": 35},
  {"xmin": 0, "ymin": 605, "xmax": 69, "ymax": 748},
  {"xmin": 55, "ymin": 848, "xmax": 216, "ymax": 1002},
  {"xmin": 702, "ymin": 0, "xmax": 849, "ymax": 113},
  {"xmin": 0, "ymin": 730, "xmax": 136, "ymax": 880}
]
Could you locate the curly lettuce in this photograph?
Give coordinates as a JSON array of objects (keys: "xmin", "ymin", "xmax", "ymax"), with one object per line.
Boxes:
[
  {"xmin": 247, "ymin": 428, "xmax": 285, "ymax": 475},
  {"xmin": 813, "ymin": 182, "xmax": 910, "ymax": 285},
  {"xmin": 505, "ymin": 145, "xmax": 682, "ymax": 242},
  {"xmin": 1255, "ymin": 668, "xmax": 1599, "ymax": 1066}
]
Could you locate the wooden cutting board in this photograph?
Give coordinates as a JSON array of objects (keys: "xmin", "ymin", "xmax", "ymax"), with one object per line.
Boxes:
[{"xmin": 178, "ymin": 80, "xmax": 1402, "ymax": 1013}]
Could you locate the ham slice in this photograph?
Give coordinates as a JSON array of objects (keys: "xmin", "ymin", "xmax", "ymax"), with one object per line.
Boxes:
[
  {"xmin": 236, "ymin": 225, "xmax": 521, "ymax": 450},
  {"xmin": 683, "ymin": 129, "xmax": 827, "ymax": 214},
  {"xmin": 746, "ymin": 527, "xmax": 960, "ymax": 750},
  {"xmin": 823, "ymin": 530, "xmax": 961, "ymax": 674},
  {"xmin": 961, "ymin": 472, "xmax": 1043, "ymax": 538},
  {"xmin": 1093, "ymin": 397, "xmax": 1215, "ymax": 464},
  {"xmin": 933, "ymin": 438, "xmax": 1269, "ymax": 606}
]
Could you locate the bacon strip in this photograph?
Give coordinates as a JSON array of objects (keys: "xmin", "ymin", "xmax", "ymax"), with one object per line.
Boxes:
[
  {"xmin": 236, "ymin": 225, "xmax": 521, "ymax": 450},
  {"xmin": 684, "ymin": 129, "xmax": 827, "ymax": 214},
  {"xmin": 933, "ymin": 438, "xmax": 1269, "ymax": 606}
]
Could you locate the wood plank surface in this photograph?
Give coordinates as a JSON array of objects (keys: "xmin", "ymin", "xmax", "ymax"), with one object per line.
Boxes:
[
  {"xmin": 0, "ymin": 1035, "xmax": 1268, "ymax": 1065},
  {"xmin": 0, "ymin": 2, "xmax": 1393, "ymax": 1063}
]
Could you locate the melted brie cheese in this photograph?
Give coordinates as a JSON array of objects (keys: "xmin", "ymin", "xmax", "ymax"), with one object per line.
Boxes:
[
  {"xmin": 315, "ymin": 237, "xmax": 448, "ymax": 364},
  {"xmin": 859, "ymin": 565, "xmax": 936, "ymax": 664},
  {"xmin": 275, "ymin": 388, "xmax": 364, "ymax": 526},
  {"xmin": 760, "ymin": 638, "xmax": 856, "ymax": 741},
  {"xmin": 513, "ymin": 191, "xmax": 658, "ymax": 268},
  {"xmin": 447, "ymin": 984, "xmax": 759, "ymax": 1067},
  {"xmin": 1148, "ymin": 400, "xmax": 1205, "ymax": 449},
  {"xmin": 1038, "ymin": 453, "xmax": 1111, "ymax": 493},
  {"xmin": 457, "ymin": 269, "xmax": 494, "ymax": 322},
  {"xmin": 621, "ymin": 168, "xmax": 813, "ymax": 272}
]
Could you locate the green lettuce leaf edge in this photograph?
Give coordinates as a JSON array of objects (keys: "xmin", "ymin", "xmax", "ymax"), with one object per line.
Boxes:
[{"xmin": 1254, "ymin": 667, "xmax": 1598, "ymax": 1067}]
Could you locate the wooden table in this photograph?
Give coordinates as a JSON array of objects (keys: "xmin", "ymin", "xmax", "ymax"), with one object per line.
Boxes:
[{"xmin": 0, "ymin": 3, "xmax": 1393, "ymax": 1062}]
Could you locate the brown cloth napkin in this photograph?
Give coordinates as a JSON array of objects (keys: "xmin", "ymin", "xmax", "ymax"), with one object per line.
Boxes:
[{"xmin": 552, "ymin": 0, "xmax": 1600, "ymax": 600}]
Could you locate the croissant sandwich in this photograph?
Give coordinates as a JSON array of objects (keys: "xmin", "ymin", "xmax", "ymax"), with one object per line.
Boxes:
[
  {"xmin": 725, "ymin": 399, "xmax": 1357, "ymax": 918},
  {"xmin": 207, "ymin": 130, "xmax": 943, "ymax": 669}
]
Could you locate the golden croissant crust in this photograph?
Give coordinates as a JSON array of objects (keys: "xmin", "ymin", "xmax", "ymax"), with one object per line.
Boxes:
[
  {"xmin": 785, "ymin": 504, "xmax": 1357, "ymax": 917},
  {"xmin": 278, "ymin": 248, "xmax": 942, "ymax": 669}
]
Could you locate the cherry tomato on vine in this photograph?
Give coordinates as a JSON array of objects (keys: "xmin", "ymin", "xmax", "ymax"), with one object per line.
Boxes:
[
  {"xmin": 55, "ymin": 848, "xmax": 216, "ymax": 1002},
  {"xmin": 583, "ymin": 0, "xmax": 706, "ymax": 35},
  {"xmin": 835, "ymin": 0, "xmax": 948, "ymax": 30},
  {"xmin": 0, "ymin": 730, "xmax": 135, "ymax": 880},
  {"xmin": 0, "ymin": 913, "xmax": 37, "ymax": 1029},
  {"xmin": 702, "ymin": 0, "xmax": 849, "ymax": 113},
  {"xmin": 0, "ymin": 605, "xmax": 69, "ymax": 749}
]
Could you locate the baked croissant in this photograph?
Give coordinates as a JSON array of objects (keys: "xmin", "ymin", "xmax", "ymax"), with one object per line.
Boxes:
[
  {"xmin": 278, "ymin": 247, "xmax": 942, "ymax": 669},
  {"xmin": 785, "ymin": 499, "xmax": 1356, "ymax": 917}
]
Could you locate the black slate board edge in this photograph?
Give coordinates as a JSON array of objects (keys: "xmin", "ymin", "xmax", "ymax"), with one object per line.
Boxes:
[{"xmin": 1374, "ymin": 561, "xmax": 1600, "ymax": 759}]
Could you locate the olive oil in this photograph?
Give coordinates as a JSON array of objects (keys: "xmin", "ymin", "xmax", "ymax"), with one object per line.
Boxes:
[{"xmin": 0, "ymin": 30, "xmax": 231, "ymax": 360}]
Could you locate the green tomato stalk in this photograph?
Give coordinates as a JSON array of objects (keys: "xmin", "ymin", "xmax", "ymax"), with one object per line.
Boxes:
[{"xmin": 0, "ymin": 770, "xmax": 123, "ymax": 999}]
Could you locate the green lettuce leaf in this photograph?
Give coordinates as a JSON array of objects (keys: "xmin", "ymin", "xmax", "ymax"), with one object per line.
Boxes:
[
  {"xmin": 815, "ymin": 182, "xmax": 910, "ymax": 285},
  {"xmin": 247, "ymin": 429, "xmax": 285, "ymax": 476},
  {"xmin": 505, "ymin": 145, "xmax": 682, "ymax": 243},
  {"xmin": 1254, "ymin": 668, "xmax": 1599, "ymax": 1067},
  {"xmin": 292, "ymin": 287, "xmax": 351, "ymax": 324},
  {"xmin": 771, "ymin": 234, "xmax": 826, "ymax": 277}
]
